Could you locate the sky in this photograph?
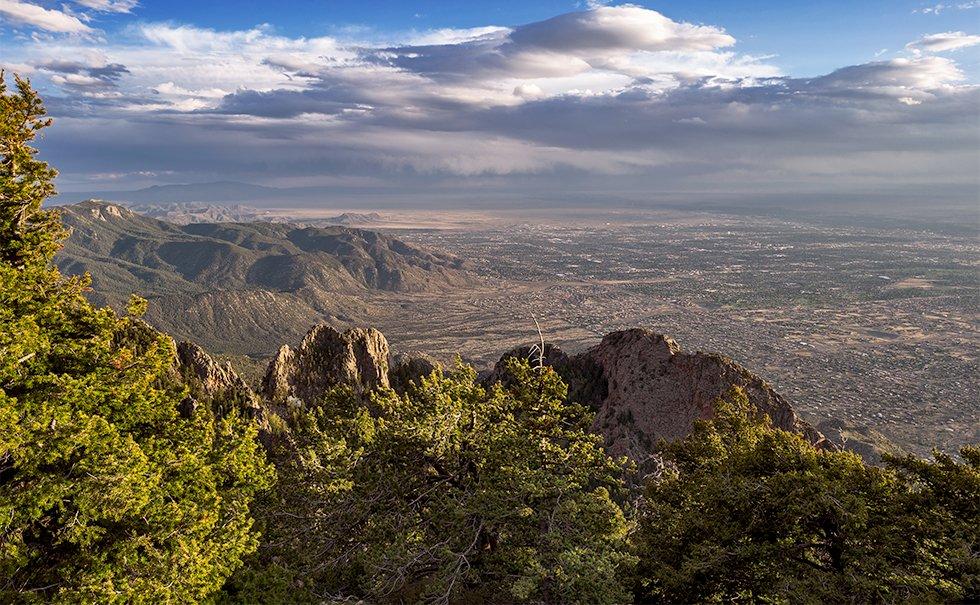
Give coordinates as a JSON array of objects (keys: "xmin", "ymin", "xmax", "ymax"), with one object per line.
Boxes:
[{"xmin": 1, "ymin": 0, "xmax": 979, "ymax": 207}]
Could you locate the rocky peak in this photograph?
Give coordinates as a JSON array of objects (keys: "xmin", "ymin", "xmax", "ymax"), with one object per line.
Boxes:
[
  {"xmin": 175, "ymin": 341, "xmax": 264, "ymax": 421},
  {"xmin": 74, "ymin": 199, "xmax": 131, "ymax": 221},
  {"xmin": 488, "ymin": 328, "xmax": 828, "ymax": 462},
  {"xmin": 583, "ymin": 328, "xmax": 827, "ymax": 459},
  {"xmin": 261, "ymin": 325, "xmax": 390, "ymax": 404}
]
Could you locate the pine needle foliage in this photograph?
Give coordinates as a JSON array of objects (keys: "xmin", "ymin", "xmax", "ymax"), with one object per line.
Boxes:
[{"xmin": 0, "ymin": 72, "xmax": 273, "ymax": 604}]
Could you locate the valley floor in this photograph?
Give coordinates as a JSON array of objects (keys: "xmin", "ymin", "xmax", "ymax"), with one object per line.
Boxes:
[{"xmin": 365, "ymin": 207, "xmax": 979, "ymax": 457}]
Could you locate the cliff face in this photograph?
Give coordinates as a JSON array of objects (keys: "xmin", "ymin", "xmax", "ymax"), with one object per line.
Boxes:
[
  {"xmin": 172, "ymin": 340, "xmax": 265, "ymax": 428},
  {"xmin": 582, "ymin": 329, "xmax": 827, "ymax": 459},
  {"xmin": 490, "ymin": 329, "xmax": 827, "ymax": 460},
  {"xmin": 261, "ymin": 325, "xmax": 390, "ymax": 404}
]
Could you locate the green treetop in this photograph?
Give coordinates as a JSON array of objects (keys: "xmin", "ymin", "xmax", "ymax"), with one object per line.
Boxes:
[
  {"xmin": 0, "ymin": 72, "xmax": 61, "ymax": 267},
  {"xmin": 227, "ymin": 359, "xmax": 636, "ymax": 604},
  {"xmin": 633, "ymin": 387, "xmax": 979, "ymax": 603},
  {"xmin": 0, "ymin": 73, "xmax": 272, "ymax": 603}
]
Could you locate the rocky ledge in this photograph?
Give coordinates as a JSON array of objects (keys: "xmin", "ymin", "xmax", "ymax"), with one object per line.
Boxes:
[
  {"xmin": 181, "ymin": 324, "xmax": 829, "ymax": 463},
  {"xmin": 492, "ymin": 328, "xmax": 828, "ymax": 460}
]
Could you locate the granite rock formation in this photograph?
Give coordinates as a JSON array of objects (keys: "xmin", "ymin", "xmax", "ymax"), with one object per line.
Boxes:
[
  {"xmin": 490, "ymin": 328, "xmax": 827, "ymax": 461},
  {"xmin": 262, "ymin": 325, "xmax": 390, "ymax": 404},
  {"xmin": 174, "ymin": 340, "xmax": 264, "ymax": 422}
]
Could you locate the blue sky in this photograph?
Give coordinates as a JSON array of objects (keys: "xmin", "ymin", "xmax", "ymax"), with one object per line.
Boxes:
[
  {"xmin": 123, "ymin": 0, "xmax": 980, "ymax": 77},
  {"xmin": 1, "ymin": 0, "xmax": 978, "ymax": 205}
]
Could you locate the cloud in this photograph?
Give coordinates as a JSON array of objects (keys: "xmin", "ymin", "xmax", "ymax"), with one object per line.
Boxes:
[
  {"xmin": 372, "ymin": 5, "xmax": 740, "ymax": 86},
  {"xmin": 74, "ymin": 0, "xmax": 138, "ymax": 13},
  {"xmin": 800, "ymin": 56, "xmax": 963, "ymax": 100},
  {"xmin": 0, "ymin": 0, "xmax": 91, "ymax": 33},
  {"xmin": 1, "ymin": 4, "xmax": 975, "ymax": 201},
  {"xmin": 402, "ymin": 25, "xmax": 509, "ymax": 46},
  {"xmin": 914, "ymin": 2, "xmax": 979, "ymax": 14},
  {"xmin": 38, "ymin": 58, "xmax": 130, "ymax": 92},
  {"xmin": 510, "ymin": 5, "xmax": 734, "ymax": 52},
  {"xmin": 907, "ymin": 31, "xmax": 980, "ymax": 53}
]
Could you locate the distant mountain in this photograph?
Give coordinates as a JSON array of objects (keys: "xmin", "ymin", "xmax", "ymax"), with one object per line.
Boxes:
[
  {"xmin": 55, "ymin": 181, "xmax": 283, "ymax": 204},
  {"xmin": 56, "ymin": 200, "xmax": 475, "ymax": 355},
  {"xmin": 124, "ymin": 202, "xmax": 294, "ymax": 224},
  {"xmin": 123, "ymin": 203, "xmax": 389, "ymax": 227},
  {"xmin": 324, "ymin": 212, "xmax": 386, "ymax": 226}
]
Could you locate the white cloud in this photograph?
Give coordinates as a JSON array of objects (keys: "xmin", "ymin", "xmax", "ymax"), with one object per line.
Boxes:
[
  {"xmin": 907, "ymin": 31, "xmax": 980, "ymax": 53},
  {"xmin": 403, "ymin": 25, "xmax": 510, "ymax": 46},
  {"xmin": 513, "ymin": 83, "xmax": 544, "ymax": 98},
  {"xmin": 914, "ymin": 2, "xmax": 979, "ymax": 14},
  {"xmin": 0, "ymin": 61, "xmax": 35, "ymax": 74},
  {"xmin": 0, "ymin": 0, "xmax": 91, "ymax": 33},
  {"xmin": 153, "ymin": 81, "xmax": 228, "ymax": 99},
  {"xmin": 510, "ymin": 5, "xmax": 734, "ymax": 52},
  {"xmin": 805, "ymin": 56, "xmax": 964, "ymax": 97},
  {"xmin": 377, "ymin": 5, "xmax": 743, "ymax": 88},
  {"xmin": 74, "ymin": 0, "xmax": 138, "ymax": 13},
  {"xmin": 1, "ymin": 4, "xmax": 975, "ymax": 199}
]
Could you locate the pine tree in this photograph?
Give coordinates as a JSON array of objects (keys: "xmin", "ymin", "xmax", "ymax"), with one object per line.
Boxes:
[
  {"xmin": 633, "ymin": 387, "xmax": 979, "ymax": 603},
  {"xmin": 229, "ymin": 359, "xmax": 635, "ymax": 604},
  {"xmin": 0, "ymin": 72, "xmax": 273, "ymax": 603}
]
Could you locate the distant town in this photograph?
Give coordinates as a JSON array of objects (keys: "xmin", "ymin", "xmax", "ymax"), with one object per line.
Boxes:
[{"xmin": 387, "ymin": 208, "xmax": 978, "ymax": 456}]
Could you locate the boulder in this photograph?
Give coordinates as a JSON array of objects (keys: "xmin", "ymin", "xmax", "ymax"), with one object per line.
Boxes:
[{"xmin": 389, "ymin": 351, "xmax": 440, "ymax": 394}]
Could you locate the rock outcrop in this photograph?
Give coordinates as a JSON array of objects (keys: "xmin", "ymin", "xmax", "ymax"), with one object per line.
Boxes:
[
  {"xmin": 261, "ymin": 325, "xmax": 390, "ymax": 404},
  {"xmin": 490, "ymin": 328, "xmax": 828, "ymax": 461},
  {"xmin": 388, "ymin": 351, "xmax": 441, "ymax": 394},
  {"xmin": 251, "ymin": 323, "xmax": 826, "ymax": 463},
  {"xmin": 175, "ymin": 341, "xmax": 264, "ymax": 421},
  {"xmin": 486, "ymin": 343, "xmax": 607, "ymax": 409},
  {"xmin": 583, "ymin": 329, "xmax": 827, "ymax": 459}
]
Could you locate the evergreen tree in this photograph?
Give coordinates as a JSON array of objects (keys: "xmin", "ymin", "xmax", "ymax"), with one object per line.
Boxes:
[
  {"xmin": 0, "ymin": 72, "xmax": 273, "ymax": 603},
  {"xmin": 633, "ymin": 387, "xmax": 979, "ymax": 603},
  {"xmin": 884, "ymin": 445, "xmax": 980, "ymax": 602},
  {"xmin": 229, "ymin": 359, "xmax": 635, "ymax": 604}
]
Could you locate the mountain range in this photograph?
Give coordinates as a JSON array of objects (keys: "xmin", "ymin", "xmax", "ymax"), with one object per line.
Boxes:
[
  {"xmin": 56, "ymin": 201, "xmax": 476, "ymax": 355},
  {"xmin": 55, "ymin": 181, "xmax": 285, "ymax": 205}
]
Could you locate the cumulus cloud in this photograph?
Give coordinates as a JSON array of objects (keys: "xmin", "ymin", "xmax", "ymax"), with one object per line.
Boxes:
[
  {"xmin": 510, "ymin": 5, "xmax": 734, "ymax": 52},
  {"xmin": 373, "ymin": 5, "xmax": 740, "ymax": 86},
  {"xmin": 907, "ymin": 31, "xmax": 980, "ymax": 53},
  {"xmin": 0, "ymin": 0, "xmax": 91, "ymax": 33},
  {"xmin": 1, "ymin": 3, "xmax": 976, "ymax": 201},
  {"xmin": 800, "ymin": 56, "xmax": 964, "ymax": 100}
]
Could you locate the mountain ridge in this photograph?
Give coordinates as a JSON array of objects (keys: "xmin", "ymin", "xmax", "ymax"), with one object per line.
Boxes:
[
  {"xmin": 226, "ymin": 323, "xmax": 831, "ymax": 463},
  {"xmin": 55, "ymin": 200, "xmax": 477, "ymax": 355}
]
